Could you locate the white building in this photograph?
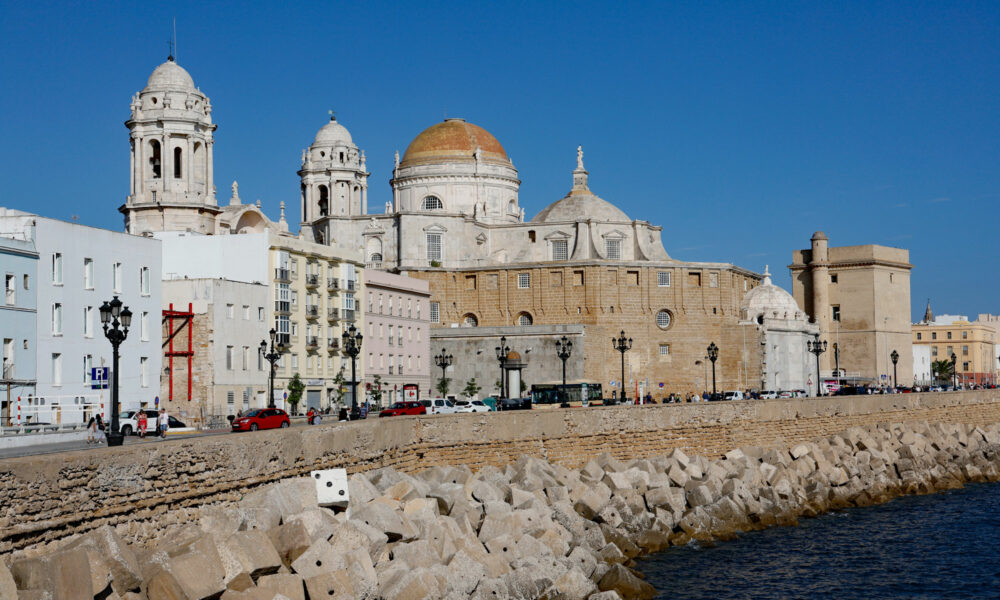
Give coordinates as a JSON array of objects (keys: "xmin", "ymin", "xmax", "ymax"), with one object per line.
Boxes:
[
  {"xmin": 913, "ymin": 344, "xmax": 932, "ymax": 385},
  {"xmin": 0, "ymin": 209, "xmax": 162, "ymax": 421}
]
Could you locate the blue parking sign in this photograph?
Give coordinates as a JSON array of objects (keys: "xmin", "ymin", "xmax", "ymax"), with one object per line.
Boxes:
[{"xmin": 90, "ymin": 367, "xmax": 109, "ymax": 389}]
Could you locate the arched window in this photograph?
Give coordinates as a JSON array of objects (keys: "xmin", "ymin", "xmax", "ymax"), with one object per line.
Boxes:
[
  {"xmin": 369, "ymin": 253, "xmax": 383, "ymax": 263},
  {"xmin": 656, "ymin": 309, "xmax": 672, "ymax": 329},
  {"xmin": 318, "ymin": 185, "xmax": 329, "ymax": 216},
  {"xmin": 149, "ymin": 140, "xmax": 161, "ymax": 179},
  {"xmin": 422, "ymin": 196, "xmax": 443, "ymax": 210},
  {"xmin": 463, "ymin": 314, "xmax": 478, "ymax": 327},
  {"xmin": 173, "ymin": 147, "xmax": 182, "ymax": 179},
  {"xmin": 517, "ymin": 313, "xmax": 533, "ymax": 326},
  {"xmin": 507, "ymin": 200, "xmax": 517, "ymax": 214}
]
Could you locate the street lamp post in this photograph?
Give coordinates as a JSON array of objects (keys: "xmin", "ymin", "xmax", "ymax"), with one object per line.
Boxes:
[
  {"xmin": 612, "ymin": 330, "xmax": 632, "ymax": 404},
  {"xmin": 556, "ymin": 336, "xmax": 573, "ymax": 406},
  {"xmin": 951, "ymin": 352, "xmax": 958, "ymax": 389},
  {"xmin": 260, "ymin": 329, "xmax": 284, "ymax": 409},
  {"xmin": 495, "ymin": 335, "xmax": 510, "ymax": 399},
  {"xmin": 342, "ymin": 324, "xmax": 363, "ymax": 418},
  {"xmin": 807, "ymin": 335, "xmax": 827, "ymax": 397},
  {"xmin": 99, "ymin": 296, "xmax": 132, "ymax": 447},
  {"xmin": 434, "ymin": 348, "xmax": 453, "ymax": 395},
  {"xmin": 707, "ymin": 342, "xmax": 719, "ymax": 398},
  {"xmin": 890, "ymin": 349, "xmax": 899, "ymax": 389},
  {"xmin": 833, "ymin": 343, "xmax": 841, "ymax": 379}
]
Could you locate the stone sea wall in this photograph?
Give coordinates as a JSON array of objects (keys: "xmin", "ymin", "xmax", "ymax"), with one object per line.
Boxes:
[
  {"xmin": 1, "ymin": 390, "xmax": 999, "ymax": 555},
  {"xmin": 3, "ymin": 420, "xmax": 999, "ymax": 599}
]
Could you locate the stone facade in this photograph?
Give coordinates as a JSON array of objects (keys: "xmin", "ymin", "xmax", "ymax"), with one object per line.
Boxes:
[
  {"xmin": 912, "ymin": 312, "xmax": 998, "ymax": 386},
  {"xmin": 790, "ymin": 233, "xmax": 913, "ymax": 386}
]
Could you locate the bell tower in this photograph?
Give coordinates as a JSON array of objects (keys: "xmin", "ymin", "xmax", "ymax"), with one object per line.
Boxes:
[{"xmin": 121, "ymin": 56, "xmax": 219, "ymax": 235}]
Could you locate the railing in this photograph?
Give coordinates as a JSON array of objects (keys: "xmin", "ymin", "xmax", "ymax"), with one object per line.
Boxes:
[
  {"xmin": 327, "ymin": 307, "xmax": 339, "ymax": 320},
  {"xmin": 342, "ymin": 309, "xmax": 355, "ymax": 321},
  {"xmin": 274, "ymin": 268, "xmax": 290, "ymax": 282},
  {"xmin": 305, "ymin": 336, "xmax": 319, "ymax": 348},
  {"xmin": 306, "ymin": 274, "xmax": 319, "ymax": 287},
  {"xmin": 327, "ymin": 339, "xmax": 340, "ymax": 350},
  {"xmin": 366, "ymin": 262, "xmax": 383, "ymax": 270},
  {"xmin": 327, "ymin": 279, "xmax": 339, "ymax": 291},
  {"xmin": 305, "ymin": 305, "xmax": 319, "ymax": 318},
  {"xmin": 1, "ymin": 396, "xmax": 102, "ymax": 435}
]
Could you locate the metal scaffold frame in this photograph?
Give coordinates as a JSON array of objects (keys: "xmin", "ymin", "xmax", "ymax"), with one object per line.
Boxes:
[{"xmin": 163, "ymin": 303, "xmax": 194, "ymax": 403}]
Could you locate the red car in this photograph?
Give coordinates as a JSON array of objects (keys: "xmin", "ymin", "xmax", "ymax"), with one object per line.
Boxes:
[
  {"xmin": 379, "ymin": 401, "xmax": 427, "ymax": 418},
  {"xmin": 232, "ymin": 408, "xmax": 291, "ymax": 431}
]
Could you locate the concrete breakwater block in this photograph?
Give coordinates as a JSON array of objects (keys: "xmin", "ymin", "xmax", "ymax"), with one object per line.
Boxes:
[
  {"xmin": 312, "ymin": 468, "xmax": 349, "ymax": 509},
  {"xmin": 6, "ymin": 421, "xmax": 1000, "ymax": 599}
]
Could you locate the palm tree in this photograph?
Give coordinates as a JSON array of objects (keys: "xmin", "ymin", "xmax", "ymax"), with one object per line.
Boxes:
[{"xmin": 931, "ymin": 359, "xmax": 954, "ymax": 383}]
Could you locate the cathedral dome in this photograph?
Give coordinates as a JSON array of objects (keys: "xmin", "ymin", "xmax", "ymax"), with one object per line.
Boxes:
[
  {"xmin": 144, "ymin": 58, "xmax": 196, "ymax": 91},
  {"xmin": 401, "ymin": 119, "xmax": 509, "ymax": 166},
  {"xmin": 533, "ymin": 192, "xmax": 629, "ymax": 223},
  {"xmin": 741, "ymin": 267, "xmax": 804, "ymax": 321},
  {"xmin": 313, "ymin": 117, "xmax": 353, "ymax": 146}
]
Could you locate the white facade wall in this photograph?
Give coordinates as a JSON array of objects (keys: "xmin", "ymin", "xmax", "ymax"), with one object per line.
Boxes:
[
  {"xmin": 913, "ymin": 345, "xmax": 932, "ymax": 384},
  {"xmin": 156, "ymin": 231, "xmax": 269, "ymax": 284},
  {"xmin": 0, "ymin": 210, "xmax": 162, "ymax": 418}
]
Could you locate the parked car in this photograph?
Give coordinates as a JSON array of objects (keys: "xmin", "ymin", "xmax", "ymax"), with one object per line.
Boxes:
[
  {"xmin": 379, "ymin": 401, "xmax": 427, "ymax": 417},
  {"xmin": 118, "ymin": 410, "xmax": 186, "ymax": 435},
  {"xmin": 454, "ymin": 399, "xmax": 491, "ymax": 413},
  {"xmin": 722, "ymin": 391, "xmax": 744, "ymax": 401},
  {"xmin": 419, "ymin": 398, "xmax": 458, "ymax": 415},
  {"xmin": 760, "ymin": 390, "xmax": 778, "ymax": 399},
  {"xmin": 231, "ymin": 408, "xmax": 290, "ymax": 432},
  {"xmin": 499, "ymin": 397, "xmax": 532, "ymax": 410}
]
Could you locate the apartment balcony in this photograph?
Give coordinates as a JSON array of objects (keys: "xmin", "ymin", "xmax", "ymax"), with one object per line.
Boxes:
[
  {"xmin": 305, "ymin": 336, "xmax": 319, "ymax": 349},
  {"xmin": 305, "ymin": 305, "xmax": 319, "ymax": 319},
  {"xmin": 274, "ymin": 268, "xmax": 290, "ymax": 282},
  {"xmin": 342, "ymin": 309, "xmax": 355, "ymax": 321},
  {"xmin": 327, "ymin": 307, "xmax": 339, "ymax": 321},
  {"xmin": 327, "ymin": 338, "xmax": 340, "ymax": 351},
  {"xmin": 306, "ymin": 274, "xmax": 320, "ymax": 287},
  {"xmin": 327, "ymin": 279, "xmax": 340, "ymax": 291},
  {"xmin": 274, "ymin": 301, "xmax": 291, "ymax": 315},
  {"xmin": 366, "ymin": 261, "xmax": 382, "ymax": 270}
]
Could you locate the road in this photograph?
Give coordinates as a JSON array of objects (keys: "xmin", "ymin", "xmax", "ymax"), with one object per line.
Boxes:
[{"xmin": 0, "ymin": 420, "xmax": 314, "ymax": 459}]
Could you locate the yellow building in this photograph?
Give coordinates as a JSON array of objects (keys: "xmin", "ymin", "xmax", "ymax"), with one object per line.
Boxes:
[
  {"xmin": 912, "ymin": 313, "xmax": 997, "ymax": 386},
  {"xmin": 269, "ymin": 234, "xmax": 364, "ymax": 410}
]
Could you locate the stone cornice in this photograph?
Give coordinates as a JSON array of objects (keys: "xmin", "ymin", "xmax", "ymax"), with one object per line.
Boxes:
[{"xmin": 788, "ymin": 258, "xmax": 913, "ymax": 272}]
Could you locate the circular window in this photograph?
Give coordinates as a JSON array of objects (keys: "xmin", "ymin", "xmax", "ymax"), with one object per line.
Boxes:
[
  {"xmin": 151, "ymin": 97, "xmax": 158, "ymax": 104},
  {"xmin": 517, "ymin": 313, "xmax": 533, "ymax": 326},
  {"xmin": 463, "ymin": 314, "xmax": 478, "ymax": 327},
  {"xmin": 655, "ymin": 309, "xmax": 672, "ymax": 329}
]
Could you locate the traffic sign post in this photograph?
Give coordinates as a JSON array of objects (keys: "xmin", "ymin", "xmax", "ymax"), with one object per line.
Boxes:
[{"xmin": 90, "ymin": 367, "xmax": 109, "ymax": 390}]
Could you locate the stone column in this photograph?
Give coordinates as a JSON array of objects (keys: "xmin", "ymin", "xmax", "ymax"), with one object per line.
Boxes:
[
  {"xmin": 362, "ymin": 184, "xmax": 368, "ymax": 215},
  {"xmin": 206, "ymin": 141, "xmax": 214, "ymax": 204},
  {"xmin": 162, "ymin": 134, "xmax": 171, "ymax": 194},
  {"xmin": 129, "ymin": 137, "xmax": 135, "ymax": 198},
  {"xmin": 187, "ymin": 137, "xmax": 194, "ymax": 192},
  {"xmin": 810, "ymin": 232, "xmax": 831, "ymax": 371}
]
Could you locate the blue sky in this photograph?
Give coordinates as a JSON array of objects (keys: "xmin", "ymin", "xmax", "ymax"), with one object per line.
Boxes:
[{"xmin": 1, "ymin": 1, "xmax": 997, "ymax": 320}]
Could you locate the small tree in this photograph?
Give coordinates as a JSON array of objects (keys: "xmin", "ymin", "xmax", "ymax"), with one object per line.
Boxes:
[
  {"xmin": 463, "ymin": 377, "xmax": 482, "ymax": 399},
  {"xmin": 332, "ymin": 367, "xmax": 346, "ymax": 407},
  {"xmin": 931, "ymin": 359, "xmax": 954, "ymax": 383},
  {"xmin": 287, "ymin": 373, "xmax": 305, "ymax": 415},
  {"xmin": 520, "ymin": 379, "xmax": 527, "ymax": 395},
  {"xmin": 371, "ymin": 374, "xmax": 383, "ymax": 408},
  {"xmin": 436, "ymin": 377, "xmax": 451, "ymax": 396}
]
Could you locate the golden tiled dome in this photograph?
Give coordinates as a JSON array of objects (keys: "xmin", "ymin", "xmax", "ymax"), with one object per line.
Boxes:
[{"xmin": 401, "ymin": 119, "xmax": 509, "ymax": 166}]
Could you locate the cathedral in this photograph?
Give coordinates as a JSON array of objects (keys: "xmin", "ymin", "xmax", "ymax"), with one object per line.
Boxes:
[{"xmin": 119, "ymin": 56, "xmax": 829, "ymax": 396}]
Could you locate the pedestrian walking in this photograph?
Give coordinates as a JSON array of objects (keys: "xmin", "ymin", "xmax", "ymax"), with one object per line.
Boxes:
[
  {"xmin": 95, "ymin": 414, "xmax": 107, "ymax": 445},
  {"xmin": 137, "ymin": 410, "xmax": 147, "ymax": 439},
  {"xmin": 86, "ymin": 415, "xmax": 97, "ymax": 444},
  {"xmin": 158, "ymin": 409, "xmax": 169, "ymax": 439},
  {"xmin": 307, "ymin": 407, "xmax": 315, "ymax": 425}
]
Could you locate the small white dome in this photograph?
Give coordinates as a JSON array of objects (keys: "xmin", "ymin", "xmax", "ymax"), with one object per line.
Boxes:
[
  {"xmin": 741, "ymin": 267, "xmax": 804, "ymax": 320},
  {"xmin": 145, "ymin": 58, "xmax": 196, "ymax": 91},
  {"xmin": 313, "ymin": 117, "xmax": 353, "ymax": 146}
]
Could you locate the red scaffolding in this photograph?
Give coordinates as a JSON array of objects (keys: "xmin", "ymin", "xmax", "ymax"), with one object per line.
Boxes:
[{"xmin": 163, "ymin": 303, "xmax": 194, "ymax": 402}]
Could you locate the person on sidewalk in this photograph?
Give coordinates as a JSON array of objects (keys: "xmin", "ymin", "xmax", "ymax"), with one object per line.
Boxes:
[
  {"xmin": 137, "ymin": 411, "xmax": 147, "ymax": 439},
  {"xmin": 158, "ymin": 409, "xmax": 169, "ymax": 439},
  {"xmin": 94, "ymin": 414, "xmax": 106, "ymax": 445},
  {"xmin": 86, "ymin": 415, "xmax": 97, "ymax": 444}
]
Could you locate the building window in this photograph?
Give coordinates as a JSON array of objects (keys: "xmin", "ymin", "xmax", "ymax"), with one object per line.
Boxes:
[
  {"xmin": 889, "ymin": 273, "xmax": 894, "ymax": 283},
  {"xmin": 574, "ymin": 270, "xmax": 584, "ymax": 286},
  {"xmin": 659, "ymin": 344, "xmax": 670, "ymax": 356},
  {"xmin": 517, "ymin": 313, "xmax": 533, "ymax": 326},
  {"xmin": 83, "ymin": 354, "xmax": 92, "ymax": 383},
  {"xmin": 140, "ymin": 267, "xmax": 150, "ymax": 295},
  {"xmin": 832, "ymin": 305, "xmax": 841, "ymax": 322},
  {"xmin": 518, "ymin": 273, "xmax": 530, "ymax": 289},
  {"xmin": 84, "ymin": 258, "xmax": 94, "ymax": 289},
  {"xmin": 465, "ymin": 275, "xmax": 477, "ymax": 290},
  {"xmin": 552, "ymin": 240, "xmax": 568, "ymax": 260},
  {"xmin": 422, "ymin": 196, "xmax": 443, "ymax": 210},
  {"xmin": 5, "ymin": 274, "xmax": 15, "ymax": 305},
  {"xmin": 291, "ymin": 354, "xmax": 299, "ymax": 369},
  {"xmin": 932, "ymin": 346, "xmax": 938, "ymax": 357},
  {"xmin": 23, "ymin": 274, "xmax": 28, "ymax": 290},
  {"xmin": 831, "ymin": 274, "xmax": 838, "ymax": 284},
  {"xmin": 657, "ymin": 272, "xmax": 671, "ymax": 287},
  {"xmin": 173, "ymin": 147, "xmax": 182, "ymax": 178},
  {"xmin": 83, "ymin": 306, "xmax": 93, "ymax": 338},
  {"xmin": 463, "ymin": 314, "xmax": 478, "ymax": 327},
  {"xmin": 112, "ymin": 262, "xmax": 122, "ymax": 292},
  {"xmin": 51, "ymin": 353, "xmax": 62, "ymax": 386},
  {"xmin": 605, "ymin": 239, "xmax": 621, "ymax": 260},
  {"xmin": 916, "ymin": 333, "xmax": 922, "ymax": 340},
  {"xmin": 244, "ymin": 346, "xmax": 251, "ymax": 370},
  {"xmin": 258, "ymin": 307, "xmax": 265, "ymax": 321},
  {"xmin": 551, "ymin": 271, "xmax": 563, "ymax": 287},
  {"xmin": 140, "ymin": 357, "xmax": 148, "ymax": 387},
  {"xmin": 628, "ymin": 270, "xmax": 639, "ymax": 285},
  {"xmin": 947, "ymin": 331, "xmax": 952, "ymax": 340},
  {"xmin": 226, "ymin": 346, "xmax": 234, "ymax": 370},
  {"xmin": 655, "ymin": 309, "xmax": 672, "ymax": 329},
  {"xmin": 243, "ymin": 305, "xmax": 250, "ymax": 320},
  {"xmin": 291, "ymin": 259, "xmax": 298, "ymax": 276},
  {"xmin": 709, "ymin": 272, "xmax": 719, "ymax": 288},
  {"xmin": 946, "ymin": 346, "xmax": 953, "ymax": 356},
  {"xmin": 426, "ymin": 233, "xmax": 442, "ymax": 262},
  {"xmin": 962, "ymin": 331, "xmax": 968, "ymax": 339},
  {"xmin": 52, "ymin": 253, "xmax": 63, "ymax": 284},
  {"xmin": 688, "ymin": 272, "xmax": 701, "ymax": 287},
  {"xmin": 932, "ymin": 332, "xmax": 937, "ymax": 340},
  {"xmin": 52, "ymin": 303, "xmax": 62, "ymax": 335},
  {"xmin": 962, "ymin": 345, "xmax": 969, "ymax": 356},
  {"xmin": 227, "ymin": 391, "xmax": 235, "ymax": 407},
  {"xmin": 430, "ymin": 302, "xmax": 440, "ymax": 323}
]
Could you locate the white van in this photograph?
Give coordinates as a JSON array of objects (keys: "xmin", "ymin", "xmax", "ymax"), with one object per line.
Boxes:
[
  {"xmin": 419, "ymin": 398, "xmax": 458, "ymax": 414},
  {"xmin": 722, "ymin": 391, "xmax": 745, "ymax": 401}
]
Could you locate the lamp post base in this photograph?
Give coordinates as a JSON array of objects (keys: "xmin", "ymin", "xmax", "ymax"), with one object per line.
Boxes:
[{"xmin": 106, "ymin": 432, "xmax": 125, "ymax": 447}]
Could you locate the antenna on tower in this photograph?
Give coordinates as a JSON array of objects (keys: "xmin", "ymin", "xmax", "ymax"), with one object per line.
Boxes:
[{"xmin": 173, "ymin": 18, "xmax": 177, "ymax": 60}]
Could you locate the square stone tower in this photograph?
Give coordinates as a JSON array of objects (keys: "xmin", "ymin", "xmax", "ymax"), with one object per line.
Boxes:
[{"xmin": 789, "ymin": 233, "xmax": 913, "ymax": 387}]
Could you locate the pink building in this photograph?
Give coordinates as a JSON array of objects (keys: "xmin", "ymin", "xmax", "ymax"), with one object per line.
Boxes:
[{"xmin": 364, "ymin": 271, "xmax": 431, "ymax": 406}]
